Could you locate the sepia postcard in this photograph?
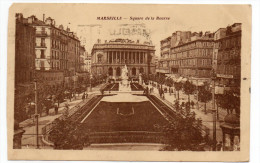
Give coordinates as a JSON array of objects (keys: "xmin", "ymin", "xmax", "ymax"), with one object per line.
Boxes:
[{"xmin": 7, "ymin": 3, "xmax": 251, "ymax": 161}]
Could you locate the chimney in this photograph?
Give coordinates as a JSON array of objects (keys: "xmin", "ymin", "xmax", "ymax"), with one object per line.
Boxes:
[
  {"xmin": 15, "ymin": 13, "xmax": 23, "ymax": 21},
  {"xmin": 43, "ymin": 14, "xmax": 45, "ymax": 22}
]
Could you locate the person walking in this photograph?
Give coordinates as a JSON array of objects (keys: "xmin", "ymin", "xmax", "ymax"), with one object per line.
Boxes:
[
  {"xmin": 82, "ymin": 92, "xmax": 85, "ymax": 101},
  {"xmin": 54, "ymin": 105, "xmax": 59, "ymax": 115}
]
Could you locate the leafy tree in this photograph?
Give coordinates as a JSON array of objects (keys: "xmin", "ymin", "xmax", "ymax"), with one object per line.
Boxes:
[
  {"xmin": 183, "ymin": 81, "xmax": 196, "ymax": 108},
  {"xmin": 216, "ymin": 89, "xmax": 240, "ymax": 115},
  {"xmin": 198, "ymin": 86, "xmax": 212, "ymax": 114},
  {"xmin": 174, "ymin": 82, "xmax": 182, "ymax": 100},
  {"xmin": 162, "ymin": 112, "xmax": 205, "ymax": 151},
  {"xmin": 49, "ymin": 119, "xmax": 90, "ymax": 150},
  {"xmin": 43, "ymin": 99, "xmax": 53, "ymax": 115},
  {"xmin": 157, "ymin": 75, "xmax": 165, "ymax": 89}
]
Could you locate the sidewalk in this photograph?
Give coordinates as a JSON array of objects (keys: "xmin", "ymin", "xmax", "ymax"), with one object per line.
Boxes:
[
  {"xmin": 145, "ymin": 82, "xmax": 224, "ymax": 143},
  {"xmin": 20, "ymin": 83, "xmax": 105, "ymax": 149}
]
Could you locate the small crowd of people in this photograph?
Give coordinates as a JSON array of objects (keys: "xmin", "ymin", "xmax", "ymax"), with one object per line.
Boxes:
[{"xmin": 81, "ymin": 92, "xmax": 88, "ymax": 101}]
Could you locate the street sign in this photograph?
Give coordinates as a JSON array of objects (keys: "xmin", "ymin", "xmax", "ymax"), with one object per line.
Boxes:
[{"xmin": 217, "ymin": 74, "xmax": 233, "ymax": 79}]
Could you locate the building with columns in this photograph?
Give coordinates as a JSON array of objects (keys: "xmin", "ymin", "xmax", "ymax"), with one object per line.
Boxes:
[{"xmin": 91, "ymin": 39, "xmax": 156, "ymax": 79}]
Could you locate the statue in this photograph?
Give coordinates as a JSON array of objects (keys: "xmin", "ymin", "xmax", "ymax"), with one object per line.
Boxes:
[{"xmin": 121, "ymin": 65, "xmax": 129, "ymax": 86}]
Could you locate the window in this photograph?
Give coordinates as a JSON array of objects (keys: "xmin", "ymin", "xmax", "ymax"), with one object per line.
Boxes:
[
  {"xmin": 40, "ymin": 50, "xmax": 45, "ymax": 58},
  {"xmin": 132, "ymin": 68, "xmax": 136, "ymax": 76},
  {"xmin": 98, "ymin": 55, "xmax": 102, "ymax": 63}
]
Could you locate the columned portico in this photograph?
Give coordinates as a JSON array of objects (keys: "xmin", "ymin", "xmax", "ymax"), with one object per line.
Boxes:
[{"xmin": 91, "ymin": 39, "xmax": 155, "ymax": 79}]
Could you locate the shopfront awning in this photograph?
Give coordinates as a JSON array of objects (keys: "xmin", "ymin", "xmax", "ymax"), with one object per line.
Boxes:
[
  {"xmin": 176, "ymin": 77, "xmax": 183, "ymax": 83},
  {"xmin": 181, "ymin": 78, "xmax": 188, "ymax": 83},
  {"xmin": 191, "ymin": 80, "xmax": 205, "ymax": 86}
]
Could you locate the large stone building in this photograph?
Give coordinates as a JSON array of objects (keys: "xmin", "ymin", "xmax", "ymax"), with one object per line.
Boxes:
[
  {"xmin": 17, "ymin": 14, "xmax": 85, "ymax": 88},
  {"xmin": 158, "ymin": 31, "xmax": 214, "ymax": 82},
  {"xmin": 157, "ymin": 36, "xmax": 171, "ymax": 74},
  {"xmin": 91, "ymin": 39, "xmax": 156, "ymax": 79},
  {"xmin": 84, "ymin": 52, "xmax": 92, "ymax": 73},
  {"xmin": 15, "ymin": 14, "xmax": 36, "ymax": 86},
  {"xmin": 213, "ymin": 23, "xmax": 241, "ymax": 87},
  {"xmin": 15, "ymin": 14, "xmax": 36, "ymax": 122}
]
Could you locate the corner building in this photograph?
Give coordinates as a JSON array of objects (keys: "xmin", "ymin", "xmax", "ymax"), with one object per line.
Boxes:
[
  {"xmin": 213, "ymin": 23, "xmax": 241, "ymax": 87},
  {"xmin": 91, "ymin": 39, "xmax": 156, "ymax": 79}
]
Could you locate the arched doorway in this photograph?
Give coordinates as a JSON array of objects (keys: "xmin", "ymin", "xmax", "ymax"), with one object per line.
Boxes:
[
  {"xmin": 108, "ymin": 67, "xmax": 113, "ymax": 76},
  {"xmin": 116, "ymin": 67, "xmax": 121, "ymax": 76},
  {"xmin": 132, "ymin": 67, "xmax": 136, "ymax": 76}
]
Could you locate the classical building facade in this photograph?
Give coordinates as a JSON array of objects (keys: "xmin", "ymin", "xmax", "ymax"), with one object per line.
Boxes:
[
  {"xmin": 17, "ymin": 14, "xmax": 85, "ymax": 88},
  {"xmin": 91, "ymin": 39, "xmax": 156, "ymax": 79},
  {"xmin": 158, "ymin": 31, "xmax": 214, "ymax": 79},
  {"xmin": 213, "ymin": 23, "xmax": 241, "ymax": 87},
  {"xmin": 170, "ymin": 32, "xmax": 214, "ymax": 78}
]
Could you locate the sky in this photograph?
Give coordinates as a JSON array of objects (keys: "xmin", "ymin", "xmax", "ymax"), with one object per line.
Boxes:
[{"xmin": 11, "ymin": 3, "xmax": 251, "ymax": 56}]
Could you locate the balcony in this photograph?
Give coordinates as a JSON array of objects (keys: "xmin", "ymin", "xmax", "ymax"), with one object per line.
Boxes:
[
  {"xmin": 36, "ymin": 43, "xmax": 47, "ymax": 48},
  {"xmin": 36, "ymin": 31, "xmax": 48, "ymax": 37}
]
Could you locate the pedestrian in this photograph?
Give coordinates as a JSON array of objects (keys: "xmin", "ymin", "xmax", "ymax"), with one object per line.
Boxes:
[
  {"xmin": 85, "ymin": 93, "xmax": 88, "ymax": 99},
  {"xmin": 64, "ymin": 103, "xmax": 70, "ymax": 118},
  {"xmin": 162, "ymin": 92, "xmax": 165, "ymax": 99},
  {"xmin": 82, "ymin": 93, "xmax": 85, "ymax": 101},
  {"xmin": 216, "ymin": 141, "xmax": 223, "ymax": 151},
  {"xmin": 54, "ymin": 105, "xmax": 58, "ymax": 115}
]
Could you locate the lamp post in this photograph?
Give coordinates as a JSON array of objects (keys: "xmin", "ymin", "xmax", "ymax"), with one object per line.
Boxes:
[
  {"xmin": 211, "ymin": 69, "xmax": 217, "ymax": 151},
  {"xmin": 196, "ymin": 78, "xmax": 199, "ymax": 110},
  {"xmin": 34, "ymin": 79, "xmax": 39, "ymax": 149}
]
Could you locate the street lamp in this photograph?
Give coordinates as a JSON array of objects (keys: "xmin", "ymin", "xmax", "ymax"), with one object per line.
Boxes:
[
  {"xmin": 90, "ymin": 74, "xmax": 93, "ymax": 92},
  {"xmin": 34, "ymin": 79, "xmax": 39, "ymax": 149}
]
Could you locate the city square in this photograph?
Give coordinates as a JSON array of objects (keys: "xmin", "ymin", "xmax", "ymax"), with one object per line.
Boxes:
[{"xmin": 13, "ymin": 7, "xmax": 241, "ymax": 152}]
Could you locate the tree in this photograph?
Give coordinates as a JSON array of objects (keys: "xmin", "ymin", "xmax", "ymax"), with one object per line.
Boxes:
[
  {"xmin": 165, "ymin": 78, "xmax": 174, "ymax": 95},
  {"xmin": 49, "ymin": 119, "xmax": 90, "ymax": 149},
  {"xmin": 162, "ymin": 112, "xmax": 205, "ymax": 151},
  {"xmin": 157, "ymin": 75, "xmax": 165, "ymax": 89},
  {"xmin": 174, "ymin": 82, "xmax": 182, "ymax": 100},
  {"xmin": 43, "ymin": 99, "xmax": 53, "ymax": 115},
  {"xmin": 216, "ymin": 89, "xmax": 240, "ymax": 115},
  {"xmin": 198, "ymin": 86, "xmax": 212, "ymax": 114},
  {"xmin": 183, "ymin": 81, "xmax": 196, "ymax": 109}
]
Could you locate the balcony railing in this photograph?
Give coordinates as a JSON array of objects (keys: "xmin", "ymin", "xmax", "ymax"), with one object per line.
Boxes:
[{"xmin": 36, "ymin": 43, "xmax": 46, "ymax": 48}]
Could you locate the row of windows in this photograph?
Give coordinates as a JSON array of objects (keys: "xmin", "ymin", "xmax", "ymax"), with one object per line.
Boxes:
[
  {"xmin": 178, "ymin": 68, "xmax": 211, "ymax": 77},
  {"xmin": 214, "ymin": 36, "xmax": 241, "ymax": 49},
  {"xmin": 170, "ymin": 48, "xmax": 213, "ymax": 59},
  {"xmin": 160, "ymin": 58, "xmax": 212, "ymax": 68},
  {"xmin": 172, "ymin": 41, "xmax": 214, "ymax": 53},
  {"xmin": 216, "ymin": 65, "xmax": 240, "ymax": 75}
]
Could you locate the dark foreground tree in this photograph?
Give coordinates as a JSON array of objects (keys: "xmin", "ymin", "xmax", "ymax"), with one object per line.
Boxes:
[
  {"xmin": 174, "ymin": 82, "xmax": 183, "ymax": 100},
  {"xmin": 216, "ymin": 89, "xmax": 240, "ymax": 115},
  {"xmin": 198, "ymin": 86, "xmax": 212, "ymax": 114},
  {"xmin": 183, "ymin": 81, "xmax": 196, "ymax": 108},
  {"xmin": 49, "ymin": 119, "xmax": 90, "ymax": 150},
  {"xmin": 162, "ymin": 112, "xmax": 205, "ymax": 151}
]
